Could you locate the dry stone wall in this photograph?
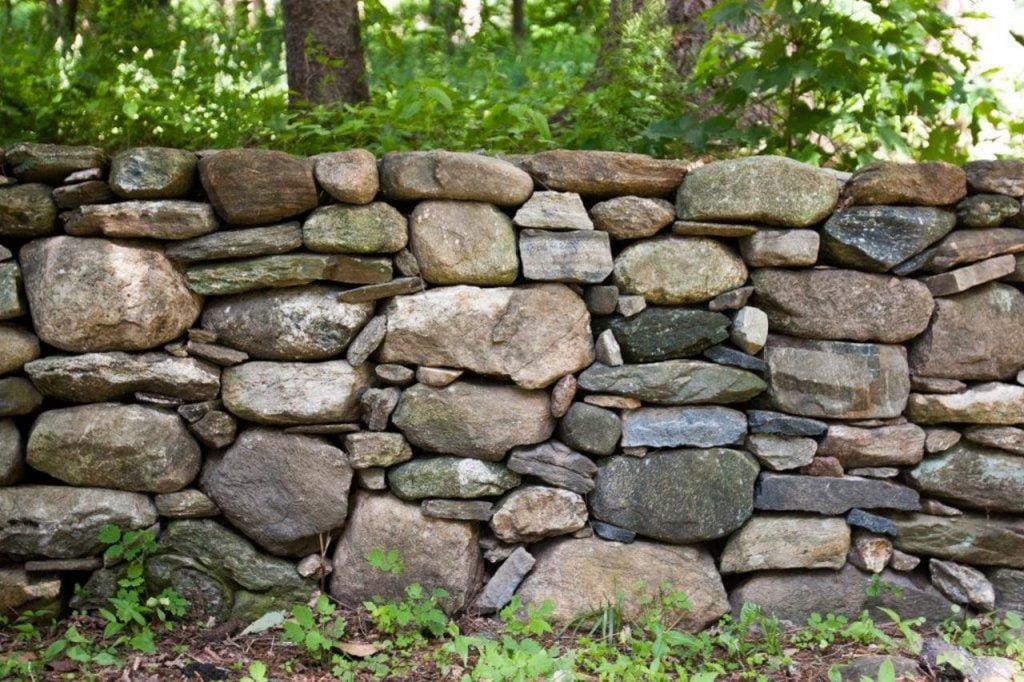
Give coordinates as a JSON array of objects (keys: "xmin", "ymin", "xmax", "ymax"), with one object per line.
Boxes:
[{"xmin": 2, "ymin": 142, "xmax": 1024, "ymax": 627}]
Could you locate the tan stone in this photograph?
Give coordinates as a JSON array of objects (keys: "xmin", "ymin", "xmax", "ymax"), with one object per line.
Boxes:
[
  {"xmin": 719, "ymin": 515, "xmax": 850, "ymax": 573},
  {"xmin": 489, "ymin": 486, "xmax": 587, "ymax": 543}
]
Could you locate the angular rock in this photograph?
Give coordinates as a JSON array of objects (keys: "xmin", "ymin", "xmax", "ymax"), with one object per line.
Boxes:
[
  {"xmin": 513, "ymin": 191, "xmax": 592, "ymax": 230},
  {"xmin": 956, "ymin": 194, "xmax": 1021, "ymax": 227},
  {"xmin": 346, "ymin": 314, "xmax": 386, "ymax": 366},
  {"xmin": 920, "ymin": 499, "xmax": 965, "ymax": 517},
  {"xmin": 988, "ymin": 568, "xmax": 1024, "ymax": 613},
  {"xmin": 907, "ymin": 442, "xmax": 1024, "ymax": 513},
  {"xmin": 925, "ymin": 427, "xmax": 962, "ymax": 453},
  {"xmin": 751, "ymin": 269, "xmax": 934, "ymax": 343},
  {"xmin": 964, "ymin": 425, "xmax": 1024, "ymax": 455},
  {"xmin": 738, "ymin": 229, "xmax": 819, "ymax": 267},
  {"xmin": 360, "ymin": 386, "xmax": 399, "ymax": 430},
  {"xmin": 20, "ymin": 236, "xmax": 201, "ymax": 352},
  {"xmin": 165, "ymin": 223, "xmax": 303, "ymax": 262},
  {"xmin": 337, "ymin": 277, "xmax": 424, "ymax": 303},
  {"xmin": 202, "ymin": 428, "xmax": 353, "ymax": 555},
  {"xmin": 847, "ymin": 533, "xmax": 893, "ymax": 573},
  {"xmin": 222, "ymin": 360, "xmax": 370, "ymax": 425},
  {"xmin": 415, "ymin": 366, "xmax": 463, "ymax": 388},
  {"xmin": 202, "ymin": 285, "xmax": 373, "ymax": 360},
  {"xmin": 746, "ymin": 410, "xmax": 827, "ymax": 437},
  {"xmin": 847, "ymin": 509, "xmax": 899, "ymax": 536},
  {"xmin": 802, "ymin": 456, "xmax": 844, "ymax": 477},
  {"xmin": 380, "ymin": 151, "xmax": 533, "ymax": 206},
  {"xmin": 375, "ymin": 364, "xmax": 413, "ymax": 387},
  {"xmin": 890, "ymin": 513, "xmax": 1024, "ymax": 568},
  {"xmin": 420, "ymin": 499, "xmax": 494, "ymax": 521},
  {"xmin": 343, "ymin": 432, "xmax": 412, "ymax": 469},
  {"xmin": 0, "ymin": 325, "xmax": 39, "ymax": 375},
  {"xmin": 719, "ymin": 515, "xmax": 850, "ymax": 573},
  {"xmin": 109, "ymin": 147, "xmax": 197, "ymax": 199},
  {"xmin": 590, "ymin": 449, "xmax": 759, "ymax": 543},
  {"xmin": 380, "ymin": 284, "xmax": 593, "ymax": 389},
  {"xmin": 907, "ymin": 382, "xmax": 1024, "ymax": 424},
  {"xmin": 890, "ymin": 549, "xmax": 922, "ymax": 572},
  {"xmin": 909, "ymin": 283, "xmax": 1024, "ymax": 381},
  {"xmin": 841, "ymin": 161, "xmax": 966, "ymax": 206},
  {"xmin": 818, "ymin": 423, "xmax": 925, "ymax": 468},
  {"xmin": 590, "ymin": 196, "xmax": 674, "ymax": 239},
  {"xmin": 490, "ymin": 486, "xmax": 587, "ymax": 543},
  {"xmin": 199, "ymin": 148, "xmax": 318, "ymax": 225},
  {"xmin": 911, "ymin": 376, "xmax": 967, "ymax": 394},
  {"xmin": 519, "ymin": 229, "xmax": 613, "ymax": 283},
  {"xmin": 0, "ymin": 485, "xmax": 156, "ymax": 559},
  {"xmin": 356, "ymin": 468, "xmax": 387, "ymax": 491},
  {"xmin": 745, "ymin": 433, "xmax": 817, "ymax": 471},
  {"xmin": 53, "ymin": 180, "xmax": 116, "ymax": 209},
  {"xmin": 578, "ymin": 360, "xmax": 766, "ymax": 405},
  {"xmin": 921, "ymin": 254, "xmax": 1016, "ymax": 296},
  {"xmin": 613, "ymin": 237, "xmax": 748, "ymax": 304},
  {"xmin": 0, "ymin": 184, "xmax": 56, "ymax": 237},
  {"xmin": 671, "ymin": 220, "xmax": 759, "ymax": 237},
  {"xmin": 709, "ymin": 286, "xmax": 754, "ymax": 312},
  {"xmin": 388, "ymin": 457, "xmax": 520, "ymax": 500},
  {"xmin": 314, "ymin": 149, "xmax": 378, "ymax": 204},
  {"xmin": 964, "ymin": 160, "xmax": 1024, "ymax": 197},
  {"xmin": 474, "ymin": 547, "xmax": 535, "ymax": 613},
  {"xmin": 622, "ymin": 406, "xmax": 746, "ymax": 448},
  {"xmin": 6, "ymin": 142, "xmax": 106, "ymax": 183},
  {"xmin": 821, "ymin": 206, "xmax": 956, "ymax": 272},
  {"xmin": 754, "ymin": 473, "xmax": 920, "ymax": 514},
  {"xmin": 516, "ymin": 536, "xmax": 727, "ymax": 628},
  {"xmin": 154, "ymin": 489, "xmax": 220, "ymax": 518},
  {"xmin": 616, "ymin": 294, "xmax": 646, "ymax": 316},
  {"xmin": 331, "ymin": 491, "xmax": 483, "ymax": 614},
  {"xmin": 518, "ymin": 150, "xmax": 687, "ymax": 197},
  {"xmin": 186, "ymin": 341, "xmax": 247, "ymax": 367},
  {"xmin": 731, "ymin": 306, "xmax": 767, "ymax": 354},
  {"xmin": 392, "ymin": 381, "xmax": 554, "ymax": 460},
  {"xmin": 506, "ymin": 441, "xmax": 597, "ymax": 494},
  {"xmin": 594, "ymin": 330, "xmax": 623, "ymax": 366},
  {"xmin": 549, "ymin": 374, "xmax": 576, "ymax": 417},
  {"xmin": 557, "ymin": 402, "xmax": 620, "ymax": 456},
  {"xmin": 188, "ymin": 411, "xmax": 237, "ymax": 449},
  {"xmin": 25, "ymin": 352, "xmax": 220, "ymax": 402},
  {"xmin": 927, "ymin": 227, "xmax": 1024, "ymax": 271},
  {"xmin": 764, "ymin": 335, "xmax": 910, "ymax": 419},
  {"xmin": 593, "ymin": 307, "xmax": 729, "ymax": 362},
  {"xmin": 303, "ymin": 203, "xmax": 407, "ymax": 254},
  {"xmin": 186, "ymin": 253, "xmax": 392, "ymax": 296},
  {"xmin": 703, "ymin": 345, "xmax": 766, "ymax": 372},
  {"xmin": 591, "ymin": 520, "xmax": 636, "ymax": 542},
  {"xmin": 409, "ymin": 201, "xmax": 518, "ymax": 285},
  {"xmin": 930, "ymin": 559, "xmax": 995, "ymax": 610},
  {"xmin": 0, "ymin": 568, "xmax": 61, "ymax": 617},
  {"xmin": 0, "ymin": 419, "xmax": 23, "ymax": 485},
  {"xmin": 0, "ymin": 262, "xmax": 23, "ymax": 320}
]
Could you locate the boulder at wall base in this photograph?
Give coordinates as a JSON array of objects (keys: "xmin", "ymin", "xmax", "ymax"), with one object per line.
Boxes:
[
  {"xmin": 906, "ymin": 442, "xmax": 1024, "ymax": 514},
  {"xmin": 19, "ymin": 236, "xmax": 201, "ymax": 353},
  {"xmin": 198, "ymin": 148, "xmax": 318, "ymax": 225},
  {"xmin": 145, "ymin": 519, "xmax": 312, "ymax": 622},
  {"xmin": 330, "ymin": 491, "xmax": 483, "ymax": 615},
  {"xmin": 887, "ymin": 513, "xmax": 1024, "ymax": 568},
  {"xmin": 613, "ymin": 237, "xmax": 748, "ymax": 305},
  {"xmin": 391, "ymin": 381, "xmax": 554, "ymax": 460},
  {"xmin": 201, "ymin": 428, "xmax": 353, "ymax": 556},
  {"xmin": 0, "ymin": 568, "xmax": 61, "ymax": 618},
  {"xmin": 379, "ymin": 284, "xmax": 594, "ymax": 389},
  {"xmin": 515, "ymin": 536, "xmax": 728, "ymax": 630},
  {"xmin": 0, "ymin": 485, "xmax": 157, "ymax": 559},
  {"xmin": 589, "ymin": 449, "xmax": 759, "ymax": 543},
  {"xmin": 26, "ymin": 403, "xmax": 201, "ymax": 493}
]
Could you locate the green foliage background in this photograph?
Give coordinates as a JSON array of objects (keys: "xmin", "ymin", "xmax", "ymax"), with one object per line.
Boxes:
[{"xmin": 0, "ymin": 0, "xmax": 1020, "ymax": 167}]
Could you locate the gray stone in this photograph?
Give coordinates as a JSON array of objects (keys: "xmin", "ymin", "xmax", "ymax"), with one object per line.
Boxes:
[
  {"xmin": 0, "ymin": 419, "xmax": 23, "ymax": 485},
  {"xmin": 920, "ymin": 499, "xmax": 965, "ymax": 516},
  {"xmin": 911, "ymin": 376, "xmax": 967, "ymax": 393},
  {"xmin": 751, "ymin": 269, "xmax": 934, "ymax": 344},
  {"xmin": 614, "ymin": 237, "xmax": 748, "ymax": 304},
  {"xmin": 63, "ymin": 200, "xmax": 217, "ymax": 239},
  {"xmin": 921, "ymin": 254, "xmax": 1016, "ymax": 296},
  {"xmin": 27, "ymin": 403, "xmax": 200, "ymax": 493},
  {"xmin": 965, "ymin": 160, "xmax": 1024, "ymax": 197},
  {"xmin": 764, "ymin": 335, "xmax": 910, "ymax": 419},
  {"xmin": 703, "ymin": 345, "xmax": 766, "ymax": 372},
  {"xmin": 591, "ymin": 520, "xmax": 636, "ymax": 543},
  {"xmin": 957, "ymin": 193, "xmax": 1021, "ymax": 227},
  {"xmin": 513, "ymin": 191, "xmax": 592, "ymax": 230},
  {"xmin": 847, "ymin": 509, "xmax": 899, "ymax": 536},
  {"xmin": 20, "ymin": 236, "xmax": 201, "ymax": 352},
  {"xmin": 518, "ymin": 150, "xmax": 687, "ymax": 197},
  {"xmin": 0, "ymin": 568, "xmax": 61, "ymax": 617},
  {"xmin": 616, "ymin": 294, "xmax": 647, "ymax": 317},
  {"xmin": 415, "ymin": 366, "xmax": 463, "ymax": 388},
  {"xmin": 890, "ymin": 549, "xmax": 922, "ymax": 572},
  {"xmin": 393, "ymin": 381, "xmax": 554, "ymax": 460},
  {"xmin": 344, "ymin": 432, "xmax": 412, "ymax": 469},
  {"xmin": 988, "ymin": 568, "xmax": 1024, "ymax": 613},
  {"xmin": 731, "ymin": 306, "xmax": 767, "ymax": 354},
  {"xmin": 53, "ymin": 180, "xmax": 116, "ymax": 209},
  {"xmin": 754, "ymin": 473, "xmax": 920, "ymax": 514},
  {"xmin": 549, "ymin": 374, "xmax": 576, "ymax": 417},
  {"xmin": 202, "ymin": 285, "xmax": 373, "ymax": 360},
  {"xmin": 593, "ymin": 307, "xmax": 729, "ymax": 362},
  {"xmin": 188, "ymin": 411, "xmax": 237, "ymax": 449},
  {"xmin": 202, "ymin": 428, "xmax": 353, "ymax": 556},
  {"xmin": 199, "ymin": 148, "xmax": 317, "ymax": 225},
  {"xmin": 594, "ymin": 330, "xmax": 622, "ymax": 366},
  {"xmin": 746, "ymin": 410, "xmax": 827, "ymax": 437},
  {"xmin": 847, "ymin": 467, "xmax": 898, "ymax": 478},
  {"xmin": 708, "ymin": 286, "xmax": 754, "ymax": 312},
  {"xmin": 930, "ymin": 559, "xmax": 995, "ymax": 610},
  {"xmin": 818, "ymin": 423, "xmax": 925, "ymax": 468},
  {"xmin": 907, "ymin": 382, "xmax": 1024, "ymax": 424},
  {"xmin": 622, "ymin": 406, "xmax": 746, "ymax": 448},
  {"xmin": 490, "ymin": 486, "xmax": 587, "ymax": 543},
  {"xmin": 907, "ymin": 442, "xmax": 1024, "ymax": 513},
  {"xmin": 154, "ymin": 489, "xmax": 220, "ymax": 518},
  {"xmin": 388, "ymin": 457, "xmax": 520, "ymax": 500},
  {"xmin": 590, "ymin": 449, "xmax": 759, "ymax": 543},
  {"xmin": 314, "ymin": 149, "xmax": 378, "ymax": 204},
  {"xmin": 222, "ymin": 360, "xmax": 371, "ymax": 425},
  {"xmin": 186, "ymin": 341, "xmax": 247, "ymax": 367},
  {"xmin": 584, "ymin": 285, "xmax": 619, "ymax": 315},
  {"xmin": 841, "ymin": 161, "xmax": 966, "ymax": 206},
  {"xmin": 821, "ymin": 206, "xmax": 955, "ymax": 271},
  {"xmin": 6, "ymin": 142, "xmax": 107, "ymax": 183},
  {"xmin": 0, "ymin": 262, "xmax": 23, "ymax": 320},
  {"xmin": 356, "ymin": 468, "xmax": 387, "ymax": 491},
  {"xmin": 590, "ymin": 196, "xmax": 674, "ymax": 239},
  {"xmin": 185, "ymin": 253, "xmax": 392, "ymax": 296},
  {"xmin": 557, "ymin": 402, "xmax": 621, "ymax": 456},
  {"xmin": 380, "ymin": 151, "xmax": 533, "ymax": 206},
  {"xmin": 927, "ymin": 227, "xmax": 1024, "ymax": 271},
  {"xmin": 474, "ymin": 547, "xmax": 536, "ymax": 613},
  {"xmin": 337, "ymin": 277, "xmax": 424, "ymax": 303},
  {"xmin": 578, "ymin": 360, "xmax": 766, "ymax": 405},
  {"xmin": 925, "ymin": 427, "xmax": 962, "ymax": 453},
  {"xmin": 738, "ymin": 229, "xmax": 819, "ymax": 266},
  {"xmin": 360, "ymin": 386, "xmax": 400, "ymax": 431},
  {"xmin": 303, "ymin": 202, "xmax": 407, "ymax": 254},
  {"xmin": 109, "ymin": 146, "xmax": 197, "ymax": 199},
  {"xmin": 745, "ymin": 433, "xmax": 817, "ymax": 471},
  {"xmin": 346, "ymin": 314, "xmax": 386, "ymax": 366},
  {"xmin": 719, "ymin": 514, "xmax": 850, "ymax": 573},
  {"xmin": 409, "ymin": 201, "xmax": 517, "ymax": 285},
  {"xmin": 374, "ymin": 363, "xmax": 415, "ymax": 386},
  {"xmin": 964, "ymin": 425, "xmax": 1024, "ymax": 455},
  {"xmin": 519, "ymin": 229, "xmax": 613, "ymax": 283},
  {"xmin": 165, "ymin": 223, "xmax": 303, "ymax": 262},
  {"xmin": 0, "ymin": 184, "xmax": 56, "ymax": 237},
  {"xmin": 677, "ymin": 156, "xmax": 838, "ymax": 227},
  {"xmin": 0, "ymin": 485, "xmax": 156, "ymax": 559},
  {"xmin": 25, "ymin": 352, "xmax": 220, "ymax": 402},
  {"xmin": 506, "ymin": 441, "xmax": 597, "ymax": 494},
  {"xmin": 421, "ymin": 499, "xmax": 494, "ymax": 521},
  {"xmin": 889, "ymin": 513, "xmax": 1024, "ymax": 568},
  {"xmin": 0, "ymin": 377, "xmax": 42, "ymax": 416},
  {"xmin": 921, "ymin": 637, "xmax": 1021, "ymax": 681}
]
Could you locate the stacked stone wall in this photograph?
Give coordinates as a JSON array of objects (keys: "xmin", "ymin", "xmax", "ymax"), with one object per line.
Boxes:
[{"xmin": 2, "ymin": 142, "xmax": 1024, "ymax": 626}]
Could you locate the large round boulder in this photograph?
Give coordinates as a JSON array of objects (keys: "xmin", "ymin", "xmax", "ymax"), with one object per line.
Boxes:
[{"xmin": 613, "ymin": 237, "xmax": 747, "ymax": 304}]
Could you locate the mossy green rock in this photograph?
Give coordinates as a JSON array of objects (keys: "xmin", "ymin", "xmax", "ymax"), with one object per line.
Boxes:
[
  {"xmin": 577, "ymin": 360, "xmax": 765, "ymax": 405},
  {"xmin": 0, "ymin": 184, "xmax": 56, "ymax": 237},
  {"xmin": 593, "ymin": 307, "xmax": 729, "ymax": 361},
  {"xmin": 303, "ymin": 202, "xmax": 408, "ymax": 254},
  {"xmin": 388, "ymin": 456, "xmax": 520, "ymax": 500},
  {"xmin": 109, "ymin": 147, "xmax": 197, "ymax": 199},
  {"xmin": 888, "ymin": 513, "xmax": 1024, "ymax": 568},
  {"xmin": 589, "ymin": 449, "xmax": 759, "ymax": 543},
  {"xmin": 907, "ymin": 442, "xmax": 1024, "ymax": 513},
  {"xmin": 956, "ymin": 194, "xmax": 1021, "ymax": 228}
]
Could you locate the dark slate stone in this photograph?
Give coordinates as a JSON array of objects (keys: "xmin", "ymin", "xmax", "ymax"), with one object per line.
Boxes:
[
  {"xmin": 592, "ymin": 520, "xmax": 636, "ymax": 543},
  {"xmin": 703, "ymin": 345, "xmax": 766, "ymax": 372},
  {"xmin": 821, "ymin": 206, "xmax": 955, "ymax": 272},
  {"xmin": 746, "ymin": 410, "xmax": 827, "ymax": 437},
  {"xmin": 754, "ymin": 473, "xmax": 921, "ymax": 515},
  {"xmin": 621, "ymin": 406, "xmax": 747, "ymax": 448},
  {"xmin": 506, "ymin": 441, "xmax": 597, "ymax": 494},
  {"xmin": 592, "ymin": 308, "xmax": 729, "ymax": 362},
  {"xmin": 556, "ymin": 403, "xmax": 621, "ymax": 456},
  {"xmin": 846, "ymin": 509, "xmax": 899, "ymax": 537}
]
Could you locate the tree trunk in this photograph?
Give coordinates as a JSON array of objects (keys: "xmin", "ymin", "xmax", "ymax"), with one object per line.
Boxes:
[
  {"xmin": 282, "ymin": 0, "xmax": 369, "ymax": 106},
  {"xmin": 511, "ymin": 0, "xmax": 525, "ymax": 43}
]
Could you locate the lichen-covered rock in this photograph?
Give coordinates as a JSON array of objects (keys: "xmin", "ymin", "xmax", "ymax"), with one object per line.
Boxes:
[
  {"xmin": 719, "ymin": 515, "xmax": 850, "ymax": 573},
  {"xmin": 519, "ymin": 150, "xmax": 687, "ymax": 197},
  {"xmin": 186, "ymin": 253, "xmax": 392, "ymax": 296},
  {"xmin": 841, "ymin": 162, "xmax": 966, "ymax": 206},
  {"xmin": 590, "ymin": 196, "xmax": 674, "ymax": 239},
  {"xmin": 754, "ymin": 473, "xmax": 920, "ymax": 514},
  {"xmin": 380, "ymin": 151, "xmax": 533, "ymax": 206},
  {"xmin": 907, "ymin": 382, "xmax": 1024, "ymax": 424},
  {"xmin": 0, "ymin": 485, "xmax": 156, "ymax": 559},
  {"xmin": 923, "ymin": 227, "xmax": 1024, "ymax": 271},
  {"xmin": 27, "ymin": 403, "xmax": 200, "ymax": 493},
  {"xmin": 343, "ymin": 432, "xmax": 412, "ymax": 468},
  {"xmin": 956, "ymin": 194, "xmax": 1021, "ymax": 227},
  {"xmin": 577, "ymin": 360, "xmax": 766, "ymax": 405},
  {"xmin": 388, "ymin": 456, "xmax": 520, "ymax": 500},
  {"xmin": 964, "ymin": 160, "xmax": 1024, "ymax": 197},
  {"xmin": 201, "ymin": 428, "xmax": 353, "ymax": 556},
  {"xmin": 314, "ymin": 149, "xmax": 379, "ymax": 204},
  {"xmin": 409, "ymin": 201, "xmax": 518, "ymax": 285},
  {"xmin": 677, "ymin": 156, "xmax": 838, "ymax": 227},
  {"xmin": 821, "ymin": 206, "xmax": 956, "ymax": 272},
  {"xmin": 0, "ymin": 325, "xmax": 39, "ymax": 375},
  {"xmin": 592, "ymin": 308, "xmax": 729, "ymax": 362},
  {"xmin": 751, "ymin": 269, "xmax": 933, "ymax": 343},
  {"xmin": 964, "ymin": 425, "xmax": 1024, "ymax": 455},
  {"xmin": 613, "ymin": 237, "xmax": 748, "ymax": 304},
  {"xmin": 199, "ymin": 148, "xmax": 318, "ymax": 225},
  {"xmin": 907, "ymin": 442, "xmax": 1024, "ymax": 513},
  {"xmin": 929, "ymin": 559, "xmax": 995, "ymax": 610},
  {"xmin": 490, "ymin": 486, "xmax": 587, "ymax": 543},
  {"xmin": 506, "ymin": 441, "xmax": 597, "ymax": 494},
  {"xmin": 0, "ymin": 184, "xmax": 56, "ymax": 237},
  {"xmin": 380, "ymin": 284, "xmax": 593, "ymax": 389},
  {"xmin": 516, "ymin": 537, "xmax": 727, "ymax": 628},
  {"xmin": 6, "ymin": 142, "xmax": 106, "ymax": 183},
  {"xmin": 25, "ymin": 352, "xmax": 220, "ymax": 402},
  {"xmin": 392, "ymin": 381, "xmax": 554, "ymax": 460},
  {"xmin": 764, "ymin": 335, "xmax": 910, "ymax": 419},
  {"xmin": 202, "ymin": 285, "xmax": 373, "ymax": 360},
  {"xmin": 109, "ymin": 147, "xmax": 197, "ymax": 199},
  {"xmin": 303, "ymin": 203, "xmax": 407, "ymax": 254},
  {"xmin": 738, "ymin": 229, "xmax": 819, "ymax": 267},
  {"xmin": 330, "ymin": 491, "xmax": 483, "ymax": 614},
  {"xmin": 889, "ymin": 513, "xmax": 1024, "ymax": 568},
  {"xmin": 222, "ymin": 360, "xmax": 371, "ymax": 425},
  {"xmin": 165, "ymin": 223, "xmax": 303, "ymax": 263},
  {"xmin": 0, "ymin": 262, "xmax": 24, "ymax": 320},
  {"xmin": 590, "ymin": 449, "xmax": 759, "ymax": 543},
  {"xmin": 21, "ymin": 236, "xmax": 200, "ymax": 352},
  {"xmin": 909, "ymin": 283, "xmax": 1024, "ymax": 381}
]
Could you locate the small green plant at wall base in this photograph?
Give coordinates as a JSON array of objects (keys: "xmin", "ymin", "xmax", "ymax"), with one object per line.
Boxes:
[{"xmin": 281, "ymin": 594, "xmax": 347, "ymax": 664}]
